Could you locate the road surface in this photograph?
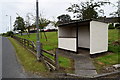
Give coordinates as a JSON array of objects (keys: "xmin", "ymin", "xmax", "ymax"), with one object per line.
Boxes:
[
  {"xmin": 2, "ymin": 37, "xmax": 40, "ymax": 78},
  {"xmin": 0, "ymin": 36, "xmax": 2, "ymax": 79}
]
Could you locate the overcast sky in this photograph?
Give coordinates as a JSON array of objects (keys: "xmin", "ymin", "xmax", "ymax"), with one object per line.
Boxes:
[{"xmin": 0, "ymin": 0, "xmax": 118, "ymax": 33}]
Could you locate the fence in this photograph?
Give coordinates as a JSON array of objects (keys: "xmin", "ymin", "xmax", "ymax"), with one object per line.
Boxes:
[{"xmin": 12, "ymin": 36, "xmax": 59, "ymax": 71}]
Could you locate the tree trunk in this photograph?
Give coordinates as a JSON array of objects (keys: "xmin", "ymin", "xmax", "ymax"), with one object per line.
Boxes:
[
  {"xmin": 43, "ymin": 32, "xmax": 47, "ymax": 41},
  {"xmin": 26, "ymin": 30, "xmax": 30, "ymax": 38},
  {"xmin": 41, "ymin": 31, "xmax": 43, "ymax": 39},
  {"xmin": 20, "ymin": 32, "xmax": 22, "ymax": 36}
]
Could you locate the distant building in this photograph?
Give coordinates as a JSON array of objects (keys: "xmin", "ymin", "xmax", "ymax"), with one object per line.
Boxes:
[{"xmin": 45, "ymin": 23, "xmax": 57, "ymax": 29}]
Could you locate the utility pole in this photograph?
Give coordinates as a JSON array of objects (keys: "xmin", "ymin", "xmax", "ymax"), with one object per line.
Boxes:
[
  {"xmin": 6, "ymin": 15, "xmax": 12, "ymax": 31},
  {"xmin": 10, "ymin": 16, "xmax": 12, "ymax": 31},
  {"xmin": 36, "ymin": 0, "xmax": 41, "ymax": 61}
]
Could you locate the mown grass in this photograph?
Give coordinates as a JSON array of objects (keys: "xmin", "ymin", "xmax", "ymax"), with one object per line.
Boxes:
[
  {"xmin": 17, "ymin": 32, "xmax": 58, "ymax": 50},
  {"xmin": 108, "ymin": 29, "xmax": 120, "ymax": 53},
  {"xmin": 93, "ymin": 29, "xmax": 120, "ymax": 73},
  {"xmin": 43, "ymin": 52, "xmax": 72, "ymax": 68},
  {"xmin": 9, "ymin": 38, "xmax": 48, "ymax": 77},
  {"xmin": 15, "ymin": 32, "xmax": 74, "ymax": 73}
]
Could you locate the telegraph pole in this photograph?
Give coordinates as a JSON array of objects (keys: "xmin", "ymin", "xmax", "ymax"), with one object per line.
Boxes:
[
  {"xmin": 10, "ymin": 16, "xmax": 12, "ymax": 31},
  {"xmin": 6, "ymin": 15, "xmax": 12, "ymax": 31},
  {"xmin": 36, "ymin": 0, "xmax": 41, "ymax": 61}
]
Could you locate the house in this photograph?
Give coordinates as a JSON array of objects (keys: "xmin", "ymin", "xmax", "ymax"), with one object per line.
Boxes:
[
  {"xmin": 25, "ymin": 25, "xmax": 37, "ymax": 33},
  {"xmin": 58, "ymin": 19, "xmax": 108, "ymax": 55},
  {"xmin": 45, "ymin": 23, "xmax": 57, "ymax": 29}
]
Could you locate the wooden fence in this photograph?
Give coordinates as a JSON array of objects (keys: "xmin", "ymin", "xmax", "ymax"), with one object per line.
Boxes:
[{"xmin": 12, "ymin": 36, "xmax": 59, "ymax": 71}]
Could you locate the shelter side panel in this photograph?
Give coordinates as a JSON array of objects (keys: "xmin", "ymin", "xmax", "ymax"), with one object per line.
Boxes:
[
  {"xmin": 58, "ymin": 38, "xmax": 77, "ymax": 52},
  {"xmin": 90, "ymin": 21, "xmax": 108, "ymax": 54}
]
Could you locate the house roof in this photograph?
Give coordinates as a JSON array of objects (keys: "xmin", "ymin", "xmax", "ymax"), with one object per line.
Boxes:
[{"xmin": 58, "ymin": 19, "xmax": 101, "ymax": 27}]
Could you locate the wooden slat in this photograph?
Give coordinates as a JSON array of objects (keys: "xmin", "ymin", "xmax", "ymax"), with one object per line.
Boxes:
[
  {"xmin": 45, "ymin": 61, "xmax": 56, "ymax": 71},
  {"xmin": 42, "ymin": 50, "xmax": 55, "ymax": 56},
  {"xmin": 42, "ymin": 54, "xmax": 56, "ymax": 66}
]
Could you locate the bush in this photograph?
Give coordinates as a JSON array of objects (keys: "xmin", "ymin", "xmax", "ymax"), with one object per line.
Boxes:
[
  {"xmin": 108, "ymin": 23, "xmax": 115, "ymax": 29},
  {"xmin": 115, "ymin": 23, "xmax": 120, "ymax": 29},
  {"xmin": 2, "ymin": 31, "xmax": 14, "ymax": 37}
]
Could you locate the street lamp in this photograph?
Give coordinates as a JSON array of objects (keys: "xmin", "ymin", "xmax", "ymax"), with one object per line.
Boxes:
[
  {"xmin": 36, "ymin": 0, "xmax": 41, "ymax": 61},
  {"xmin": 6, "ymin": 15, "xmax": 12, "ymax": 31}
]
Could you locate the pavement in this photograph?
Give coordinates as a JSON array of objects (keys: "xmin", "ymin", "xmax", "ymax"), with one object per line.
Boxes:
[
  {"xmin": 1, "ymin": 37, "xmax": 40, "ymax": 78},
  {"xmin": 58, "ymin": 49, "xmax": 97, "ymax": 77},
  {"xmin": 75, "ymin": 49, "xmax": 97, "ymax": 77}
]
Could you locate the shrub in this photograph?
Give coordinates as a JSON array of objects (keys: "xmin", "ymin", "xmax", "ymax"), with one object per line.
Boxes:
[
  {"xmin": 108, "ymin": 23, "xmax": 115, "ymax": 29},
  {"xmin": 2, "ymin": 31, "xmax": 14, "ymax": 37},
  {"xmin": 115, "ymin": 23, "xmax": 120, "ymax": 29}
]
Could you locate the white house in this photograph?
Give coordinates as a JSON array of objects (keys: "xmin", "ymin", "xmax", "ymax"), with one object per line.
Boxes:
[
  {"xmin": 58, "ymin": 19, "xmax": 108, "ymax": 55},
  {"xmin": 45, "ymin": 23, "xmax": 57, "ymax": 29}
]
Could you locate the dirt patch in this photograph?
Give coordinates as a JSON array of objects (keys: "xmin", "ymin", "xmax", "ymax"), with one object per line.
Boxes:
[
  {"xmin": 91, "ymin": 52, "xmax": 114, "ymax": 58},
  {"xmin": 112, "ymin": 41, "xmax": 120, "ymax": 46},
  {"xmin": 97, "ymin": 61, "xmax": 105, "ymax": 65}
]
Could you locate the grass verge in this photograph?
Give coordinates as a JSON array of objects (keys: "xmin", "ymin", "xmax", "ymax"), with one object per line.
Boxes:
[{"xmin": 8, "ymin": 38, "xmax": 49, "ymax": 77}]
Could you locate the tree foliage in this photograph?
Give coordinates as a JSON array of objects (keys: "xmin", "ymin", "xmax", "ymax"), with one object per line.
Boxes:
[
  {"xmin": 67, "ymin": 0, "xmax": 110, "ymax": 19},
  {"xmin": 110, "ymin": 1, "xmax": 120, "ymax": 17},
  {"xmin": 51, "ymin": 21, "xmax": 59, "ymax": 27},
  {"xmin": 2, "ymin": 31, "xmax": 14, "ymax": 37},
  {"xmin": 14, "ymin": 16, "xmax": 25, "ymax": 35},
  {"xmin": 57, "ymin": 14, "xmax": 71, "ymax": 23},
  {"xmin": 31, "ymin": 13, "xmax": 50, "ymax": 29},
  {"xmin": 25, "ymin": 13, "xmax": 31, "ymax": 27},
  {"xmin": 39, "ymin": 17, "xmax": 50, "ymax": 29}
]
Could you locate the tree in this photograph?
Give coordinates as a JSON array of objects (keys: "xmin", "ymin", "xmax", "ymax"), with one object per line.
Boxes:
[
  {"xmin": 57, "ymin": 14, "xmax": 71, "ymax": 23},
  {"xmin": 39, "ymin": 16, "xmax": 50, "ymax": 29},
  {"xmin": 24, "ymin": 13, "xmax": 35, "ymax": 37},
  {"xmin": 51, "ymin": 21, "xmax": 59, "ymax": 27},
  {"xmin": 39, "ymin": 14, "xmax": 50, "ymax": 41},
  {"xmin": 14, "ymin": 16, "xmax": 25, "ymax": 35},
  {"xmin": 110, "ymin": 1, "xmax": 120, "ymax": 17},
  {"xmin": 67, "ymin": 0, "xmax": 110, "ymax": 19},
  {"xmin": 30, "ymin": 13, "xmax": 50, "ymax": 41},
  {"xmin": 51, "ymin": 17, "xmax": 59, "ymax": 28},
  {"xmin": 2, "ymin": 31, "xmax": 14, "ymax": 37},
  {"xmin": 24, "ymin": 13, "xmax": 32, "ymax": 37},
  {"xmin": 51, "ymin": 20, "xmax": 59, "ymax": 33}
]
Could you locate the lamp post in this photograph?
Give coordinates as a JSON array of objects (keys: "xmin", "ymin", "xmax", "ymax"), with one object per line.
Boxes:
[
  {"xmin": 6, "ymin": 15, "xmax": 12, "ymax": 31},
  {"xmin": 36, "ymin": 0, "xmax": 41, "ymax": 61}
]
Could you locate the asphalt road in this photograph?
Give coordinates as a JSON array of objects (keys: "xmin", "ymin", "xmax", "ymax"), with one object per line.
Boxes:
[
  {"xmin": 2, "ymin": 37, "xmax": 40, "ymax": 78},
  {"xmin": 0, "ymin": 36, "xmax": 2, "ymax": 79}
]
